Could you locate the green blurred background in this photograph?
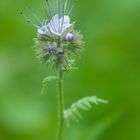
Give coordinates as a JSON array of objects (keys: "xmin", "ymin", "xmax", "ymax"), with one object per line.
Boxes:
[{"xmin": 0, "ymin": 0, "xmax": 140, "ymax": 140}]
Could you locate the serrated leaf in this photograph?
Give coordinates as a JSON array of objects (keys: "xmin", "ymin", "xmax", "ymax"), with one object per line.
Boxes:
[
  {"xmin": 41, "ymin": 75, "xmax": 59, "ymax": 96},
  {"xmin": 64, "ymin": 96, "xmax": 108, "ymax": 126},
  {"xmin": 72, "ymin": 108, "xmax": 83, "ymax": 119}
]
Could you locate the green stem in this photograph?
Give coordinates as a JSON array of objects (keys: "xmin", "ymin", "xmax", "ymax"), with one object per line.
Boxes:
[{"xmin": 57, "ymin": 70, "xmax": 64, "ymax": 140}]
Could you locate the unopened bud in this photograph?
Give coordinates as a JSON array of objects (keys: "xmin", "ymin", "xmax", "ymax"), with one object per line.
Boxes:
[{"xmin": 65, "ymin": 33, "xmax": 74, "ymax": 42}]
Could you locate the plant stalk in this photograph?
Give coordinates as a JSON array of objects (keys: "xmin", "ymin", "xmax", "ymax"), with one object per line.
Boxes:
[{"xmin": 57, "ymin": 70, "xmax": 64, "ymax": 140}]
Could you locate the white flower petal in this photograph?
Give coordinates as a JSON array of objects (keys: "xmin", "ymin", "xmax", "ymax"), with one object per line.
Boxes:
[
  {"xmin": 51, "ymin": 30, "xmax": 61, "ymax": 36},
  {"xmin": 47, "ymin": 23, "xmax": 61, "ymax": 36},
  {"xmin": 60, "ymin": 16, "xmax": 70, "ymax": 25},
  {"xmin": 61, "ymin": 24, "xmax": 71, "ymax": 34},
  {"xmin": 38, "ymin": 14, "xmax": 71, "ymax": 36},
  {"xmin": 59, "ymin": 16, "xmax": 71, "ymax": 34},
  {"xmin": 37, "ymin": 26, "xmax": 48, "ymax": 34},
  {"xmin": 49, "ymin": 14, "xmax": 59, "ymax": 32}
]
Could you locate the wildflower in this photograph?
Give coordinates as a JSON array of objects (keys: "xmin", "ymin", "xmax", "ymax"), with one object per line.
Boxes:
[
  {"xmin": 20, "ymin": 2, "xmax": 108, "ymax": 140},
  {"xmin": 21, "ymin": 0, "xmax": 84, "ymax": 70}
]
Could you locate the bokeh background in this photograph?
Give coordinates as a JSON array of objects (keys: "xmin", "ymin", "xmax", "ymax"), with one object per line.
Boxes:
[{"xmin": 0, "ymin": 0, "xmax": 140, "ymax": 140}]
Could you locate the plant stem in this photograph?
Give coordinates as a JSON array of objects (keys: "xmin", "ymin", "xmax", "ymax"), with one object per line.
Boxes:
[{"xmin": 57, "ymin": 70, "xmax": 64, "ymax": 140}]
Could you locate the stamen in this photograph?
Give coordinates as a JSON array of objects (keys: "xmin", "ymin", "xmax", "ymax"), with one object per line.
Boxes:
[
  {"xmin": 45, "ymin": 0, "xmax": 57, "ymax": 32},
  {"xmin": 64, "ymin": 0, "xmax": 68, "ymax": 13},
  {"xmin": 20, "ymin": 12, "xmax": 40, "ymax": 28},
  {"xmin": 57, "ymin": 0, "xmax": 60, "ymax": 16},
  {"xmin": 42, "ymin": 19, "xmax": 45, "ymax": 25},
  {"xmin": 49, "ymin": 0, "xmax": 58, "ymax": 32},
  {"xmin": 51, "ymin": 0, "xmax": 56, "ymax": 16},
  {"xmin": 44, "ymin": 7, "xmax": 55, "ymax": 32},
  {"xmin": 57, "ymin": 0, "xmax": 61, "ymax": 32},
  {"xmin": 44, "ymin": 8, "xmax": 50, "ymax": 19},
  {"xmin": 60, "ymin": 0, "xmax": 65, "ymax": 33},
  {"xmin": 67, "ymin": 0, "xmax": 73, "ymax": 13},
  {"xmin": 45, "ymin": 19, "xmax": 48, "ymax": 25},
  {"xmin": 68, "ymin": 0, "xmax": 77, "ymax": 16},
  {"xmin": 28, "ymin": 6, "xmax": 44, "ymax": 26}
]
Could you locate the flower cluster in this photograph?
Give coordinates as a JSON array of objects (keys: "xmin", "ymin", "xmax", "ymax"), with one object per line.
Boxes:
[{"xmin": 22, "ymin": 0, "xmax": 84, "ymax": 71}]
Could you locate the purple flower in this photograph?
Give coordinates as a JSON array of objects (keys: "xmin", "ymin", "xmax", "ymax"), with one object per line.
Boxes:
[{"xmin": 65, "ymin": 33, "xmax": 74, "ymax": 42}]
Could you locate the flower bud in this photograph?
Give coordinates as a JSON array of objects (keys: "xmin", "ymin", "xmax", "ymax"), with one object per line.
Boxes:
[
  {"xmin": 65, "ymin": 33, "xmax": 74, "ymax": 42},
  {"xmin": 57, "ymin": 48, "xmax": 64, "ymax": 55},
  {"xmin": 47, "ymin": 46, "xmax": 56, "ymax": 52}
]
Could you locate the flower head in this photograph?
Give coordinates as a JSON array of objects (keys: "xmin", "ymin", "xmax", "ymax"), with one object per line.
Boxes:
[{"xmin": 22, "ymin": 0, "xmax": 84, "ymax": 70}]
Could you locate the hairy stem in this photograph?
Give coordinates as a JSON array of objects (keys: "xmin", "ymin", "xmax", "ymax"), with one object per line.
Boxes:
[{"xmin": 57, "ymin": 70, "xmax": 64, "ymax": 140}]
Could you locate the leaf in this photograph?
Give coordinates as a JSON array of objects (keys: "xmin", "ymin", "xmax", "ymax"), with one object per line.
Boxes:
[
  {"xmin": 41, "ymin": 75, "xmax": 58, "ymax": 96},
  {"xmin": 64, "ymin": 96, "xmax": 108, "ymax": 127}
]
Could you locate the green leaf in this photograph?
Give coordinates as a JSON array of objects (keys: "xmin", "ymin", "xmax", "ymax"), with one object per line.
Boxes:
[
  {"xmin": 64, "ymin": 96, "xmax": 108, "ymax": 127},
  {"xmin": 41, "ymin": 76, "xmax": 59, "ymax": 96}
]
